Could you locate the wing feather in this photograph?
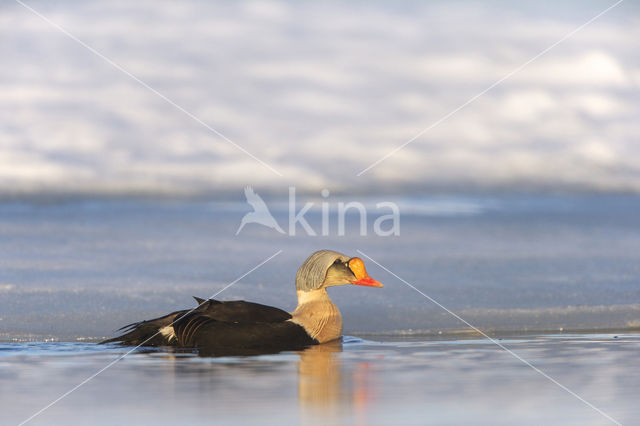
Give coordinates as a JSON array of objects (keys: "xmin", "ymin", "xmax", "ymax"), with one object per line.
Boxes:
[
  {"xmin": 199, "ymin": 299, "xmax": 292, "ymax": 323},
  {"xmin": 101, "ymin": 299, "xmax": 292, "ymax": 347},
  {"xmin": 173, "ymin": 311, "xmax": 317, "ymax": 354},
  {"xmin": 100, "ymin": 310, "xmax": 186, "ymax": 346}
]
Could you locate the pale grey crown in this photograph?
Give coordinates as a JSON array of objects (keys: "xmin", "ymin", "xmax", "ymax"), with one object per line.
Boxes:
[{"xmin": 296, "ymin": 250, "xmax": 350, "ymax": 291}]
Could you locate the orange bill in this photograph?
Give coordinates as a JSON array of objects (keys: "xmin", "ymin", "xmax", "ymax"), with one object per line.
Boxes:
[{"xmin": 348, "ymin": 257, "xmax": 383, "ymax": 288}]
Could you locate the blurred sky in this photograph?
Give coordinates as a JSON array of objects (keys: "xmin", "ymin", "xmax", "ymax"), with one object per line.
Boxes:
[{"xmin": 1, "ymin": 0, "xmax": 639, "ymax": 196}]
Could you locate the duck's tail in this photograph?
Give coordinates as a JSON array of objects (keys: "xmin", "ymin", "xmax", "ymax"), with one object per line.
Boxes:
[
  {"xmin": 100, "ymin": 310, "xmax": 185, "ymax": 346},
  {"xmin": 100, "ymin": 296, "xmax": 213, "ymax": 346}
]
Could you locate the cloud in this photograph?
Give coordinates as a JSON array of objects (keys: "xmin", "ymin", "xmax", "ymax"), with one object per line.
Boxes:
[
  {"xmin": 516, "ymin": 51, "xmax": 629, "ymax": 87},
  {"xmin": 1, "ymin": 0, "xmax": 639, "ymax": 195}
]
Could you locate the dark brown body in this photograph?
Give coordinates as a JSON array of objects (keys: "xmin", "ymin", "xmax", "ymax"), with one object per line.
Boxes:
[{"xmin": 101, "ymin": 298, "xmax": 318, "ymax": 356}]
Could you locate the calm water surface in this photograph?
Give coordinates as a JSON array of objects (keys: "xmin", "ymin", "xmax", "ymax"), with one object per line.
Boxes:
[
  {"xmin": 1, "ymin": 195, "xmax": 639, "ymax": 424},
  {"xmin": 2, "ymin": 334, "xmax": 639, "ymax": 425},
  {"xmin": 1, "ymin": 194, "xmax": 639, "ymax": 339}
]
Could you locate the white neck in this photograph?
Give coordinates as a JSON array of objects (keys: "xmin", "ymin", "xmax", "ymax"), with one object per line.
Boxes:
[{"xmin": 290, "ymin": 289, "xmax": 343, "ymax": 343}]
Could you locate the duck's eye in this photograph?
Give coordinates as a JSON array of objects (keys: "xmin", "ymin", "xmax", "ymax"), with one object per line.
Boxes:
[{"xmin": 333, "ymin": 259, "xmax": 342, "ymax": 265}]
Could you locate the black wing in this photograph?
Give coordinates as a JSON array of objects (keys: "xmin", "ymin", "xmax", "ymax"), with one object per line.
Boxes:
[
  {"xmin": 99, "ymin": 296, "xmax": 216, "ymax": 346},
  {"xmin": 173, "ymin": 311, "xmax": 317, "ymax": 355},
  {"xmin": 100, "ymin": 298, "xmax": 314, "ymax": 354},
  {"xmin": 100, "ymin": 309, "xmax": 187, "ymax": 346},
  {"xmin": 171, "ymin": 299, "xmax": 317, "ymax": 355},
  {"xmin": 194, "ymin": 299, "xmax": 293, "ymax": 323}
]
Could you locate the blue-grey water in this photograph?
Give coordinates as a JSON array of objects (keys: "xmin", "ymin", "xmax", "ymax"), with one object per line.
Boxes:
[
  {"xmin": 1, "ymin": 194, "xmax": 639, "ymax": 339},
  {"xmin": 3, "ymin": 334, "xmax": 640, "ymax": 425},
  {"xmin": 1, "ymin": 194, "xmax": 640, "ymax": 425}
]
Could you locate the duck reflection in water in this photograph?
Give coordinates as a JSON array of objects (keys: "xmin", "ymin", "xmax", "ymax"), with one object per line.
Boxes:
[
  {"xmin": 152, "ymin": 337, "xmax": 376, "ymax": 426},
  {"xmin": 297, "ymin": 339, "xmax": 375, "ymax": 426}
]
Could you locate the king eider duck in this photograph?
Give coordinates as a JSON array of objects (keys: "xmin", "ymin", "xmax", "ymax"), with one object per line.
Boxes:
[{"xmin": 101, "ymin": 250, "xmax": 382, "ymax": 355}]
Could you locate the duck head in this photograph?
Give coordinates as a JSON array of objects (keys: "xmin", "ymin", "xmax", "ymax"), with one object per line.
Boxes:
[{"xmin": 295, "ymin": 250, "xmax": 383, "ymax": 291}]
